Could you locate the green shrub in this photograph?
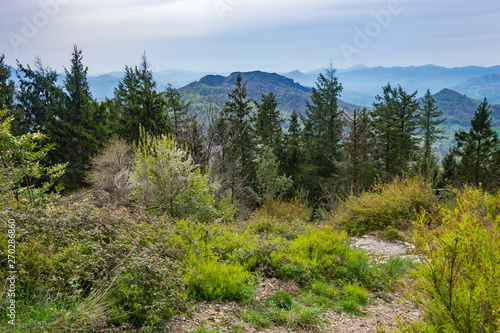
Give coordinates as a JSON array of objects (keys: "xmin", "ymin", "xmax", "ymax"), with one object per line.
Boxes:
[
  {"xmin": 335, "ymin": 177, "xmax": 436, "ymax": 235},
  {"xmin": 408, "ymin": 187, "xmax": 500, "ymax": 332},
  {"xmin": 185, "ymin": 258, "xmax": 253, "ymax": 302},
  {"xmin": 269, "ymin": 290, "xmax": 294, "ymax": 310},
  {"xmin": 270, "ymin": 226, "xmax": 373, "ymax": 286},
  {"xmin": 343, "ymin": 283, "xmax": 369, "ymax": 304},
  {"xmin": 111, "ymin": 250, "xmax": 186, "ymax": 326},
  {"xmin": 131, "ymin": 128, "xmax": 235, "ymax": 222},
  {"xmin": 310, "ymin": 280, "xmax": 339, "ymax": 299}
]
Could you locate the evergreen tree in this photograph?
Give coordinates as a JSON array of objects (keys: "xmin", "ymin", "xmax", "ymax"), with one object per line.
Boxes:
[
  {"xmin": 114, "ymin": 53, "xmax": 171, "ymax": 142},
  {"xmin": 372, "ymin": 84, "xmax": 421, "ymax": 178},
  {"xmin": 0, "ymin": 54, "xmax": 15, "ymax": 109},
  {"xmin": 451, "ymin": 98, "xmax": 499, "ymax": 188},
  {"xmin": 342, "ymin": 107, "xmax": 376, "ymax": 190},
  {"xmin": 254, "ymin": 92, "xmax": 283, "ymax": 149},
  {"xmin": 46, "ymin": 45, "xmax": 109, "ymax": 190},
  {"xmin": 283, "ymin": 110, "xmax": 302, "ymax": 181},
  {"xmin": 163, "ymin": 84, "xmax": 190, "ymax": 141},
  {"xmin": 220, "ymin": 73, "xmax": 255, "ymax": 205},
  {"xmin": 419, "ymin": 89, "xmax": 446, "ymax": 175},
  {"xmin": 15, "ymin": 58, "xmax": 65, "ymax": 135},
  {"xmin": 301, "ymin": 64, "xmax": 343, "ymax": 198}
]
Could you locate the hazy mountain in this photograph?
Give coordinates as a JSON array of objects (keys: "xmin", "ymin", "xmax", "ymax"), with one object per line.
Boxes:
[
  {"xmin": 178, "ymin": 71, "xmax": 360, "ymax": 123},
  {"xmin": 283, "ymin": 65, "xmax": 500, "ymax": 106},
  {"xmin": 453, "ymin": 74, "xmax": 500, "ymax": 105}
]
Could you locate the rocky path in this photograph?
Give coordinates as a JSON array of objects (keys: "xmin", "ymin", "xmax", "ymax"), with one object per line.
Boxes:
[{"xmin": 165, "ymin": 236, "xmax": 420, "ymax": 333}]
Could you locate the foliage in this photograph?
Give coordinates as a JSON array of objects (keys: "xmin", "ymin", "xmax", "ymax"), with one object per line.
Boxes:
[
  {"xmin": 343, "ymin": 282, "xmax": 369, "ymax": 304},
  {"xmin": 270, "ymin": 225, "xmax": 373, "ymax": 286},
  {"xmin": 0, "ymin": 109, "xmax": 65, "ymax": 209},
  {"xmin": 372, "ymin": 84, "xmax": 421, "ymax": 178},
  {"xmin": 335, "ymin": 177, "xmax": 437, "ymax": 235},
  {"xmin": 254, "ymin": 91, "xmax": 284, "ymax": 150},
  {"xmin": 255, "ymin": 145, "xmax": 292, "ymax": 202},
  {"xmin": 113, "ymin": 53, "xmax": 171, "ymax": 143},
  {"xmin": 451, "ymin": 98, "xmax": 500, "ymax": 190},
  {"xmin": 131, "ymin": 128, "xmax": 235, "ymax": 222},
  {"xmin": 87, "ymin": 136, "xmax": 134, "ymax": 205},
  {"xmin": 408, "ymin": 187, "xmax": 500, "ymax": 332},
  {"xmin": 301, "ymin": 63, "xmax": 344, "ymax": 199},
  {"xmin": 0, "ymin": 54, "xmax": 15, "ymax": 110},
  {"xmin": 185, "ymin": 258, "xmax": 253, "ymax": 302},
  {"xmin": 269, "ymin": 290, "xmax": 294, "ymax": 310}
]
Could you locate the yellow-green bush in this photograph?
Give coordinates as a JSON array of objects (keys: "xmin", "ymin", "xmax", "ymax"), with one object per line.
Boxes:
[
  {"xmin": 270, "ymin": 226, "xmax": 373, "ymax": 286},
  {"xmin": 335, "ymin": 177, "xmax": 436, "ymax": 235},
  {"xmin": 408, "ymin": 187, "xmax": 500, "ymax": 332}
]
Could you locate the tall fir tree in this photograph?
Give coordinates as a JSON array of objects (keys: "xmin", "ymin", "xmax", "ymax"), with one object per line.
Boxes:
[
  {"xmin": 0, "ymin": 54, "xmax": 15, "ymax": 109},
  {"xmin": 114, "ymin": 53, "xmax": 171, "ymax": 142},
  {"xmin": 220, "ymin": 73, "xmax": 255, "ymax": 205},
  {"xmin": 254, "ymin": 92, "xmax": 283, "ymax": 149},
  {"xmin": 451, "ymin": 98, "xmax": 499, "ymax": 189},
  {"xmin": 46, "ymin": 45, "xmax": 109, "ymax": 190},
  {"xmin": 372, "ymin": 84, "xmax": 421, "ymax": 178},
  {"xmin": 15, "ymin": 58, "xmax": 65, "ymax": 135},
  {"xmin": 342, "ymin": 107, "xmax": 376, "ymax": 190},
  {"xmin": 163, "ymin": 84, "xmax": 190, "ymax": 141},
  {"xmin": 301, "ymin": 64, "xmax": 343, "ymax": 199},
  {"xmin": 283, "ymin": 110, "xmax": 302, "ymax": 182},
  {"xmin": 419, "ymin": 89, "xmax": 446, "ymax": 176}
]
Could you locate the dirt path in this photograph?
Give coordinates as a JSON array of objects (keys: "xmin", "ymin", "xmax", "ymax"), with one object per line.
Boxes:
[{"xmin": 165, "ymin": 237, "xmax": 420, "ymax": 333}]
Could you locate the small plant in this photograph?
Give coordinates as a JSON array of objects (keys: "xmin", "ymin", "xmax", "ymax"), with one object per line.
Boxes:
[
  {"xmin": 379, "ymin": 225, "xmax": 403, "ymax": 242},
  {"xmin": 269, "ymin": 290, "xmax": 294, "ymax": 310},
  {"xmin": 343, "ymin": 283, "xmax": 369, "ymax": 304},
  {"xmin": 310, "ymin": 280, "xmax": 339, "ymax": 299}
]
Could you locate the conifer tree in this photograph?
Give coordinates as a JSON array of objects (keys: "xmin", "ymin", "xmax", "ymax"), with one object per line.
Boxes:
[
  {"xmin": 114, "ymin": 53, "xmax": 171, "ymax": 142},
  {"xmin": 254, "ymin": 92, "xmax": 283, "ymax": 149},
  {"xmin": 301, "ymin": 64, "xmax": 343, "ymax": 198},
  {"xmin": 342, "ymin": 107, "xmax": 376, "ymax": 190},
  {"xmin": 163, "ymin": 84, "xmax": 190, "ymax": 141},
  {"xmin": 46, "ymin": 45, "xmax": 109, "ymax": 190},
  {"xmin": 372, "ymin": 84, "xmax": 421, "ymax": 178},
  {"xmin": 220, "ymin": 73, "xmax": 255, "ymax": 205},
  {"xmin": 0, "ymin": 54, "xmax": 15, "ymax": 110},
  {"xmin": 16, "ymin": 58, "xmax": 65, "ymax": 135},
  {"xmin": 451, "ymin": 98, "xmax": 499, "ymax": 188},
  {"xmin": 283, "ymin": 110, "xmax": 302, "ymax": 181},
  {"xmin": 419, "ymin": 89, "xmax": 446, "ymax": 175}
]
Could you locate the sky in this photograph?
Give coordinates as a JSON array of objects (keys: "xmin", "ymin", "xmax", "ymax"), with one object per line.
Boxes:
[{"xmin": 1, "ymin": 0, "xmax": 500, "ymax": 75}]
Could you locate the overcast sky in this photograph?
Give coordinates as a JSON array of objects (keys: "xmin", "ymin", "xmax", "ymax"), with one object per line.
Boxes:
[{"xmin": 1, "ymin": 0, "xmax": 499, "ymax": 74}]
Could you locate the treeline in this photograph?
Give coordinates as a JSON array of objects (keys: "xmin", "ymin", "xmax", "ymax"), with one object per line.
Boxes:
[{"xmin": 1, "ymin": 47, "xmax": 499, "ymax": 212}]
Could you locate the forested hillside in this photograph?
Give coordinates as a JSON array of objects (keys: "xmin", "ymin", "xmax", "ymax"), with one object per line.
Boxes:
[{"xmin": 1, "ymin": 49, "xmax": 500, "ymax": 332}]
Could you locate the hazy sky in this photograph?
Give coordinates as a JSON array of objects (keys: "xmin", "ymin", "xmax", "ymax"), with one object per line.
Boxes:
[{"xmin": 1, "ymin": 0, "xmax": 499, "ymax": 74}]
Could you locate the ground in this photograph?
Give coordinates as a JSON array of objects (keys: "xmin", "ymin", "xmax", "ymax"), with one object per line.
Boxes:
[{"xmin": 164, "ymin": 235, "xmax": 421, "ymax": 333}]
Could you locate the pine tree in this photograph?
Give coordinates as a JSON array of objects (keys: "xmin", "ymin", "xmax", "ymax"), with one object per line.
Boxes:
[
  {"xmin": 114, "ymin": 53, "xmax": 171, "ymax": 142},
  {"xmin": 301, "ymin": 64, "xmax": 343, "ymax": 198},
  {"xmin": 15, "ymin": 58, "xmax": 65, "ymax": 135},
  {"xmin": 283, "ymin": 110, "xmax": 302, "ymax": 181},
  {"xmin": 419, "ymin": 89, "xmax": 446, "ymax": 175},
  {"xmin": 451, "ymin": 98, "xmax": 499, "ymax": 188},
  {"xmin": 0, "ymin": 54, "xmax": 15, "ymax": 109},
  {"xmin": 343, "ymin": 107, "xmax": 376, "ymax": 190},
  {"xmin": 220, "ymin": 73, "xmax": 255, "ymax": 205},
  {"xmin": 254, "ymin": 92, "xmax": 283, "ymax": 149},
  {"xmin": 372, "ymin": 84, "xmax": 421, "ymax": 178},
  {"xmin": 46, "ymin": 45, "xmax": 109, "ymax": 190},
  {"xmin": 163, "ymin": 84, "xmax": 190, "ymax": 141}
]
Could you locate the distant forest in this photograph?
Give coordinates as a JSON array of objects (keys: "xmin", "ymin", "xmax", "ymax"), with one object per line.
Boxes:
[{"xmin": 1, "ymin": 46, "xmax": 499, "ymax": 210}]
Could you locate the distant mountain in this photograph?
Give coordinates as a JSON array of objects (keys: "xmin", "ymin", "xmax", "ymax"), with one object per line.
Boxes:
[
  {"xmin": 283, "ymin": 65, "xmax": 500, "ymax": 106},
  {"xmin": 453, "ymin": 74, "xmax": 500, "ymax": 105},
  {"xmin": 178, "ymin": 71, "xmax": 360, "ymax": 123},
  {"xmin": 430, "ymin": 88, "xmax": 500, "ymax": 128}
]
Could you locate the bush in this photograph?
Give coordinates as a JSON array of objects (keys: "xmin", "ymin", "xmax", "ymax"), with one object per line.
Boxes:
[
  {"xmin": 335, "ymin": 177, "xmax": 436, "ymax": 235},
  {"xmin": 343, "ymin": 283, "xmax": 369, "ymax": 304},
  {"xmin": 87, "ymin": 136, "xmax": 134, "ymax": 206},
  {"xmin": 185, "ymin": 258, "xmax": 253, "ymax": 302},
  {"xmin": 270, "ymin": 226, "xmax": 373, "ymax": 286},
  {"xmin": 131, "ymin": 128, "xmax": 235, "ymax": 222},
  {"xmin": 269, "ymin": 290, "xmax": 294, "ymax": 310},
  {"xmin": 408, "ymin": 187, "xmax": 500, "ymax": 332}
]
